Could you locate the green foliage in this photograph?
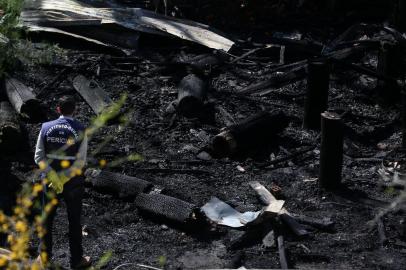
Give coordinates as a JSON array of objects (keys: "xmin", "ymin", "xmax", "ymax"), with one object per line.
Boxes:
[{"xmin": 0, "ymin": 0, "xmax": 23, "ymax": 39}]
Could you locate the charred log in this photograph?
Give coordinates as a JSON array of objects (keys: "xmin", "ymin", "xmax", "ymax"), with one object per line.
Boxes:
[
  {"xmin": 5, "ymin": 78, "xmax": 43, "ymax": 122},
  {"xmin": 238, "ymin": 64, "xmax": 307, "ymax": 94},
  {"xmin": 177, "ymin": 74, "xmax": 207, "ymax": 118},
  {"xmin": 135, "ymin": 193, "xmax": 196, "ymax": 224},
  {"xmin": 319, "ymin": 112, "xmax": 344, "ymax": 190},
  {"xmin": 303, "ymin": 60, "xmax": 330, "ymax": 130},
  {"xmin": 212, "ymin": 111, "xmax": 289, "ymax": 158},
  {"xmin": 85, "ymin": 169, "xmax": 153, "ymax": 198},
  {"xmin": 0, "ymin": 101, "xmax": 23, "ymax": 153}
]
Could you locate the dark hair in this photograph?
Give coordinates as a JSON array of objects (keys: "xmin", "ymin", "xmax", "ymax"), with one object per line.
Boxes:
[{"xmin": 58, "ymin": 95, "xmax": 76, "ymax": 115}]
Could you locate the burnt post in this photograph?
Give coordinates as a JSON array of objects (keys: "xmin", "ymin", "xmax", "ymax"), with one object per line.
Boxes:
[
  {"xmin": 319, "ymin": 112, "xmax": 343, "ymax": 190},
  {"xmin": 377, "ymin": 43, "xmax": 402, "ymax": 102},
  {"xmin": 303, "ymin": 60, "xmax": 330, "ymax": 130}
]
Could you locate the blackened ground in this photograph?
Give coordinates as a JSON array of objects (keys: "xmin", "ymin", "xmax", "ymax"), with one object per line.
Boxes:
[{"xmin": 8, "ymin": 25, "xmax": 406, "ymax": 270}]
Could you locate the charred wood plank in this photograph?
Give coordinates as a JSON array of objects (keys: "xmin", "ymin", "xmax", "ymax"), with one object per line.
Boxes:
[
  {"xmin": 238, "ymin": 65, "xmax": 307, "ymax": 94},
  {"xmin": 319, "ymin": 112, "xmax": 344, "ymax": 190},
  {"xmin": 303, "ymin": 60, "xmax": 330, "ymax": 130},
  {"xmin": 177, "ymin": 74, "xmax": 207, "ymax": 118},
  {"xmin": 248, "ymin": 181, "xmax": 275, "ymax": 206},
  {"xmin": 0, "ymin": 101, "xmax": 23, "ymax": 153},
  {"xmin": 135, "ymin": 193, "xmax": 196, "ymax": 224},
  {"xmin": 249, "ymin": 181, "xmax": 310, "ymax": 237},
  {"xmin": 85, "ymin": 169, "xmax": 153, "ymax": 198},
  {"xmin": 290, "ymin": 214, "xmax": 335, "ymax": 231},
  {"xmin": 5, "ymin": 77, "xmax": 43, "ymax": 121},
  {"xmin": 212, "ymin": 111, "xmax": 289, "ymax": 158},
  {"xmin": 72, "ymin": 75, "xmax": 113, "ymax": 114},
  {"xmin": 262, "ymin": 145, "xmax": 316, "ymax": 168}
]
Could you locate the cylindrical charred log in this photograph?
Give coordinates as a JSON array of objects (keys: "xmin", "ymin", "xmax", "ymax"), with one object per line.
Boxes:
[
  {"xmin": 135, "ymin": 193, "xmax": 196, "ymax": 224},
  {"xmin": 212, "ymin": 111, "xmax": 289, "ymax": 157},
  {"xmin": 377, "ymin": 44, "xmax": 402, "ymax": 102},
  {"xmin": 303, "ymin": 60, "xmax": 330, "ymax": 130},
  {"xmin": 5, "ymin": 78, "xmax": 43, "ymax": 121},
  {"xmin": 177, "ymin": 74, "xmax": 207, "ymax": 118},
  {"xmin": 0, "ymin": 101, "xmax": 23, "ymax": 152},
  {"xmin": 85, "ymin": 169, "xmax": 153, "ymax": 198},
  {"xmin": 319, "ymin": 112, "xmax": 343, "ymax": 190}
]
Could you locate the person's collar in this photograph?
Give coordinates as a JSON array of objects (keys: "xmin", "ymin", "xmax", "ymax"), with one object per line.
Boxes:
[{"xmin": 59, "ymin": 115, "xmax": 74, "ymax": 120}]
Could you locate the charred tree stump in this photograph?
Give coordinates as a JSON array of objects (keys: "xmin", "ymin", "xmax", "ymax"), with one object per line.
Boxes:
[
  {"xmin": 212, "ymin": 111, "xmax": 289, "ymax": 158},
  {"xmin": 319, "ymin": 112, "xmax": 344, "ymax": 190},
  {"xmin": 85, "ymin": 169, "xmax": 153, "ymax": 198},
  {"xmin": 135, "ymin": 193, "xmax": 196, "ymax": 224},
  {"xmin": 303, "ymin": 60, "xmax": 330, "ymax": 130},
  {"xmin": 377, "ymin": 44, "xmax": 402, "ymax": 103},
  {"xmin": 0, "ymin": 101, "xmax": 23, "ymax": 153},
  {"xmin": 5, "ymin": 78, "xmax": 43, "ymax": 122},
  {"xmin": 177, "ymin": 74, "xmax": 207, "ymax": 118}
]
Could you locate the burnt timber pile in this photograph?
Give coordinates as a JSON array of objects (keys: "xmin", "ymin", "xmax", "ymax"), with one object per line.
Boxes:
[{"xmin": 2, "ymin": 0, "xmax": 406, "ymax": 269}]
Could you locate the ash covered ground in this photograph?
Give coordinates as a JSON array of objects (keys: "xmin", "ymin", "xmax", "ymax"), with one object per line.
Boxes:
[{"xmin": 5, "ymin": 3, "xmax": 406, "ymax": 269}]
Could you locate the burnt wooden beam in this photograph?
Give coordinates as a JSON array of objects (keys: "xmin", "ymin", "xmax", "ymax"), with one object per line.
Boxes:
[
  {"xmin": 319, "ymin": 112, "xmax": 343, "ymax": 190},
  {"xmin": 85, "ymin": 169, "xmax": 153, "ymax": 198},
  {"xmin": 72, "ymin": 75, "xmax": 113, "ymax": 114},
  {"xmin": 0, "ymin": 101, "xmax": 23, "ymax": 153},
  {"xmin": 212, "ymin": 111, "xmax": 289, "ymax": 158},
  {"xmin": 303, "ymin": 60, "xmax": 330, "ymax": 130},
  {"xmin": 5, "ymin": 77, "xmax": 43, "ymax": 122},
  {"xmin": 176, "ymin": 74, "xmax": 207, "ymax": 118},
  {"xmin": 135, "ymin": 193, "xmax": 196, "ymax": 224},
  {"xmin": 238, "ymin": 64, "xmax": 307, "ymax": 94},
  {"xmin": 290, "ymin": 214, "xmax": 335, "ymax": 231},
  {"xmin": 249, "ymin": 181, "xmax": 310, "ymax": 237}
]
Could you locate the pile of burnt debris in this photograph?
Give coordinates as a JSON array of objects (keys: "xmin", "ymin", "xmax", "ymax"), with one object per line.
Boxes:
[{"xmin": 2, "ymin": 0, "xmax": 406, "ymax": 269}]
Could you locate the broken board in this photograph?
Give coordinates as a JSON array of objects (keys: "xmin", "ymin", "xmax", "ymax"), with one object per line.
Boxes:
[{"xmin": 72, "ymin": 75, "xmax": 112, "ymax": 114}]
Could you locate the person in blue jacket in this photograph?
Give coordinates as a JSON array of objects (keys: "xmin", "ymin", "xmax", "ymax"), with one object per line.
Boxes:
[{"xmin": 34, "ymin": 95, "xmax": 91, "ymax": 269}]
